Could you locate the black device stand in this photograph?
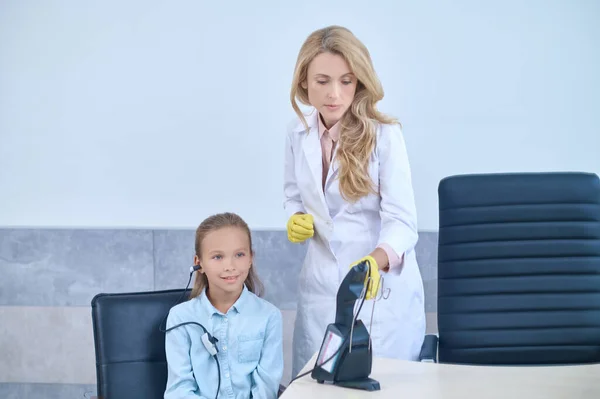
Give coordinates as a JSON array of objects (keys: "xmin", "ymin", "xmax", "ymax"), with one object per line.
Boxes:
[{"xmin": 310, "ymin": 261, "xmax": 381, "ymax": 391}]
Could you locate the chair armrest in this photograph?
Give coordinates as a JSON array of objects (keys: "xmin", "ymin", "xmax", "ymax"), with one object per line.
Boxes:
[{"xmin": 418, "ymin": 334, "xmax": 439, "ymax": 363}]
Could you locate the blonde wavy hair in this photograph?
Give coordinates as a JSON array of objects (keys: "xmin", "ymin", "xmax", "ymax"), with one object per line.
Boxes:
[{"xmin": 290, "ymin": 25, "xmax": 398, "ymax": 203}]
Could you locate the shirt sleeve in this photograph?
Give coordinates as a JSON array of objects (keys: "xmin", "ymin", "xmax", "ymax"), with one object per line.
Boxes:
[
  {"xmin": 283, "ymin": 129, "xmax": 306, "ymax": 218},
  {"xmin": 377, "ymin": 243, "xmax": 404, "ymax": 270},
  {"xmin": 251, "ymin": 309, "xmax": 284, "ymax": 399},
  {"xmin": 164, "ymin": 310, "xmax": 208, "ymax": 399},
  {"xmin": 376, "ymin": 123, "xmax": 419, "ymax": 274}
]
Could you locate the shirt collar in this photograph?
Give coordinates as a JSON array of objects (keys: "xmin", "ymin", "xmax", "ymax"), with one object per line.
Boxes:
[
  {"xmin": 318, "ymin": 113, "xmax": 341, "ymax": 142},
  {"xmin": 199, "ymin": 284, "xmax": 250, "ymax": 316}
]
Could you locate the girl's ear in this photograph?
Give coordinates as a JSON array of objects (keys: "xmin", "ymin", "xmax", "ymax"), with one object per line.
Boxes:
[
  {"xmin": 193, "ymin": 255, "xmax": 203, "ymax": 272},
  {"xmin": 301, "ymin": 80, "xmax": 308, "ymax": 89}
]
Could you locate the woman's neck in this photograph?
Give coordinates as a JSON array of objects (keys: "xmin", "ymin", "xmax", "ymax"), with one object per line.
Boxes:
[
  {"xmin": 320, "ymin": 112, "xmax": 338, "ymax": 130},
  {"xmin": 206, "ymin": 286, "xmax": 243, "ymax": 314}
]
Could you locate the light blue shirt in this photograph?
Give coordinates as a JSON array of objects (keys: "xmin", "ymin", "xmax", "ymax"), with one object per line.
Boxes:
[{"xmin": 164, "ymin": 285, "xmax": 283, "ymax": 399}]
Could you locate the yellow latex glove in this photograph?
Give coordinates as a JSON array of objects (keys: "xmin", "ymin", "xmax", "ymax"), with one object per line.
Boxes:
[
  {"xmin": 349, "ymin": 255, "xmax": 381, "ymax": 300},
  {"xmin": 286, "ymin": 213, "xmax": 314, "ymax": 243}
]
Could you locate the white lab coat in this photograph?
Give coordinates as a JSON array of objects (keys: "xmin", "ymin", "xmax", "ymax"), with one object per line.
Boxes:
[{"xmin": 283, "ymin": 109, "xmax": 426, "ymax": 378}]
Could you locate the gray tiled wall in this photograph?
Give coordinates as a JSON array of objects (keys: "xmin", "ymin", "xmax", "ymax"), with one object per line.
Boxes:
[{"xmin": 0, "ymin": 228, "xmax": 438, "ymax": 398}]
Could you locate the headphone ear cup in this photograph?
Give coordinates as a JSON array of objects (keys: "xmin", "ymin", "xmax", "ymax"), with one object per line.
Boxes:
[{"xmin": 190, "ymin": 265, "xmax": 201, "ymax": 272}]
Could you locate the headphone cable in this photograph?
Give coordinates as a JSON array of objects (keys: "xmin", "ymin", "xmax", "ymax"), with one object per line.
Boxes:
[{"xmin": 160, "ymin": 267, "xmax": 220, "ymax": 399}]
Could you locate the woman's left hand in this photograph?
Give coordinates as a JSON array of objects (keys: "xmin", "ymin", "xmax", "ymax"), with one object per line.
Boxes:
[{"xmin": 349, "ymin": 255, "xmax": 381, "ymax": 300}]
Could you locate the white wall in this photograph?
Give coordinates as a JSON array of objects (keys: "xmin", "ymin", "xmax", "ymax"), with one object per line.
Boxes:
[{"xmin": 1, "ymin": 0, "xmax": 598, "ymax": 231}]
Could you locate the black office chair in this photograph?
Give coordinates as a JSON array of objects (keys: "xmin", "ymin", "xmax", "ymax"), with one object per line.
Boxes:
[
  {"xmin": 91, "ymin": 289, "xmax": 190, "ymax": 399},
  {"xmin": 420, "ymin": 172, "xmax": 600, "ymax": 365},
  {"xmin": 91, "ymin": 289, "xmax": 287, "ymax": 398}
]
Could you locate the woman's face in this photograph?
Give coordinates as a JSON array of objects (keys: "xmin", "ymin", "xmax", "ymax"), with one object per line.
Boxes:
[{"xmin": 303, "ymin": 52, "xmax": 358, "ymax": 128}]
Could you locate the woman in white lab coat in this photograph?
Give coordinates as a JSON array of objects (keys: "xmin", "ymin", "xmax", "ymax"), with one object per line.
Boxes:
[{"xmin": 284, "ymin": 25, "xmax": 426, "ymax": 378}]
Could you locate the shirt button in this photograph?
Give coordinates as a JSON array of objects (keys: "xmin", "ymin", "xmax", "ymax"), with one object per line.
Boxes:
[
  {"xmin": 224, "ymin": 372, "xmax": 230, "ymax": 378},
  {"xmin": 222, "ymin": 345, "xmax": 227, "ymax": 351}
]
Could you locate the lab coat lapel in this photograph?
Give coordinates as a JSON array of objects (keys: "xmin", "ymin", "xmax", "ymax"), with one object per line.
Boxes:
[
  {"xmin": 302, "ymin": 128, "xmax": 329, "ymax": 215},
  {"xmin": 302, "ymin": 126, "xmax": 323, "ymax": 197},
  {"xmin": 301, "ymin": 111, "xmax": 332, "ymax": 230},
  {"xmin": 325, "ymin": 144, "xmax": 340, "ymax": 192}
]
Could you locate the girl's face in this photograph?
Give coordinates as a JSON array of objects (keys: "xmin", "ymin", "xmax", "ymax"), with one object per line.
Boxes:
[
  {"xmin": 197, "ymin": 226, "xmax": 252, "ymax": 298},
  {"xmin": 303, "ymin": 51, "xmax": 358, "ymax": 128}
]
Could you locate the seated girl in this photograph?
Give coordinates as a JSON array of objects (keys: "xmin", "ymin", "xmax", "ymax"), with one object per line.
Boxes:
[{"xmin": 164, "ymin": 212, "xmax": 284, "ymax": 399}]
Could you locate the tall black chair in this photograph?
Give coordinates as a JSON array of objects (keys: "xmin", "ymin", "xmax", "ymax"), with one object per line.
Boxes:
[
  {"xmin": 422, "ymin": 172, "xmax": 600, "ymax": 365},
  {"xmin": 91, "ymin": 289, "xmax": 189, "ymax": 399}
]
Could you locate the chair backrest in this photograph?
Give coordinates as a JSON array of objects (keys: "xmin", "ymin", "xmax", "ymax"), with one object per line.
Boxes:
[
  {"xmin": 91, "ymin": 289, "xmax": 190, "ymax": 399},
  {"xmin": 437, "ymin": 172, "xmax": 600, "ymax": 365}
]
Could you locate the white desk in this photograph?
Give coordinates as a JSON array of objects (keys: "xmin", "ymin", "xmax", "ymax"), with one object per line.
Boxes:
[{"xmin": 281, "ymin": 355, "xmax": 600, "ymax": 398}]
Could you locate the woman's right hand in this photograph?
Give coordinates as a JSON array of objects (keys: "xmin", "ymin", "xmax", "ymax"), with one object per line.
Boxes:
[{"xmin": 286, "ymin": 213, "xmax": 314, "ymax": 243}]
